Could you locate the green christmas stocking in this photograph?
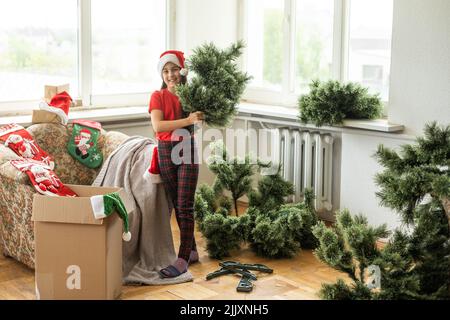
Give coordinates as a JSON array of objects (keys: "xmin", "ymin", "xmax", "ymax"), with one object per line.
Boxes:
[{"xmin": 67, "ymin": 120, "xmax": 103, "ymax": 168}]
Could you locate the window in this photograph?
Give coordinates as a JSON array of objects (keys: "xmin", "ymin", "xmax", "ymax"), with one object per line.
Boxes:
[
  {"xmin": 362, "ymin": 65, "xmax": 383, "ymax": 82},
  {"xmin": 242, "ymin": 0, "xmax": 393, "ymax": 106},
  {"xmin": 246, "ymin": 0, "xmax": 284, "ymax": 92},
  {"xmin": 294, "ymin": 0, "xmax": 334, "ymax": 94},
  {"xmin": 0, "ymin": 0, "xmax": 78, "ymax": 103},
  {"xmin": 347, "ymin": 0, "xmax": 393, "ymax": 101},
  {"xmin": 0, "ymin": 0, "xmax": 167, "ymax": 113},
  {"xmin": 91, "ymin": 0, "xmax": 165, "ymax": 96}
]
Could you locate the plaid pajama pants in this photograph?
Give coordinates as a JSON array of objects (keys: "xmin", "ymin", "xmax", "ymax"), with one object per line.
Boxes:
[{"xmin": 158, "ymin": 137, "xmax": 199, "ymax": 262}]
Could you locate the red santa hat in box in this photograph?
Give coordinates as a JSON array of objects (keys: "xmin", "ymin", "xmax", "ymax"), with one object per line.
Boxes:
[
  {"xmin": 157, "ymin": 50, "xmax": 188, "ymax": 78},
  {"xmin": 39, "ymin": 91, "xmax": 72, "ymax": 125},
  {"xmin": 143, "ymin": 145, "xmax": 162, "ymax": 183}
]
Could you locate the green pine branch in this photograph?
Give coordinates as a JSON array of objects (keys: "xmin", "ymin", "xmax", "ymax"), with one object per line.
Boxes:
[
  {"xmin": 298, "ymin": 80, "xmax": 382, "ymax": 127},
  {"xmin": 176, "ymin": 41, "xmax": 252, "ymax": 127}
]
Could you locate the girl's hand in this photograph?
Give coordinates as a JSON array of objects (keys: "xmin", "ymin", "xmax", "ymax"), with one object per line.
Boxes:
[{"xmin": 187, "ymin": 111, "xmax": 204, "ymax": 124}]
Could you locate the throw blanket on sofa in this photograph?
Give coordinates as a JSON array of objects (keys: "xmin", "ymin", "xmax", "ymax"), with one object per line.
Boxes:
[{"xmin": 92, "ymin": 136, "xmax": 193, "ymax": 285}]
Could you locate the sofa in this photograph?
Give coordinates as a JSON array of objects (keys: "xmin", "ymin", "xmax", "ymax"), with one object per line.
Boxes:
[{"xmin": 0, "ymin": 122, "xmax": 129, "ymax": 269}]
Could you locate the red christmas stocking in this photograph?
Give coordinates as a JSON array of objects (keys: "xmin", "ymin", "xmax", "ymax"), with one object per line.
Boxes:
[
  {"xmin": 0, "ymin": 123, "xmax": 55, "ymax": 169},
  {"xmin": 143, "ymin": 145, "xmax": 162, "ymax": 183},
  {"xmin": 10, "ymin": 159, "xmax": 77, "ymax": 197}
]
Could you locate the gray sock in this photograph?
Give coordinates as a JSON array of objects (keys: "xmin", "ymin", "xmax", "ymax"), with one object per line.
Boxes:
[{"xmin": 173, "ymin": 258, "xmax": 188, "ymax": 273}]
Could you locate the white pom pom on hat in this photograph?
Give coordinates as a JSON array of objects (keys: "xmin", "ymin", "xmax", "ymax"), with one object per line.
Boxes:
[
  {"xmin": 180, "ymin": 68, "xmax": 188, "ymax": 76},
  {"xmin": 122, "ymin": 231, "xmax": 132, "ymax": 242},
  {"xmin": 157, "ymin": 50, "xmax": 188, "ymax": 78},
  {"xmin": 38, "ymin": 91, "xmax": 73, "ymax": 125}
]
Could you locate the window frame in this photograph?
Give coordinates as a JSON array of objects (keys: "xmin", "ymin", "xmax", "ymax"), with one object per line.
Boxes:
[
  {"xmin": 0, "ymin": 0, "xmax": 173, "ymax": 115},
  {"xmin": 240, "ymin": 0, "xmax": 390, "ymax": 111}
]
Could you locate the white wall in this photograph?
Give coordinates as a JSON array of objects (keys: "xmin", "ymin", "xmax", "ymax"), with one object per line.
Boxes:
[
  {"xmin": 340, "ymin": 131, "xmax": 413, "ymax": 230},
  {"xmin": 389, "ymin": 0, "xmax": 450, "ymax": 136}
]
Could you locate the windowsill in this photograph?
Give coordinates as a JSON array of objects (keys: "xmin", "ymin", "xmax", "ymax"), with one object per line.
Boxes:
[
  {"xmin": 237, "ymin": 102, "xmax": 404, "ymax": 133},
  {"xmin": 0, "ymin": 106, "xmax": 150, "ymax": 127},
  {"xmin": 0, "ymin": 102, "xmax": 404, "ymax": 134}
]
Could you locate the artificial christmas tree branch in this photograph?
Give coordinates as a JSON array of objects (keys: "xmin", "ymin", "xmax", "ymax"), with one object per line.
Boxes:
[
  {"xmin": 176, "ymin": 41, "xmax": 251, "ymax": 128},
  {"xmin": 194, "ymin": 141, "xmax": 318, "ymax": 259},
  {"xmin": 312, "ymin": 209, "xmax": 388, "ymax": 299},
  {"xmin": 375, "ymin": 122, "xmax": 450, "ymax": 228},
  {"xmin": 207, "ymin": 140, "xmax": 260, "ymax": 216},
  {"xmin": 298, "ymin": 80, "xmax": 382, "ymax": 127},
  {"xmin": 314, "ymin": 122, "xmax": 450, "ymax": 299},
  {"xmin": 248, "ymin": 164, "xmax": 294, "ymax": 214}
]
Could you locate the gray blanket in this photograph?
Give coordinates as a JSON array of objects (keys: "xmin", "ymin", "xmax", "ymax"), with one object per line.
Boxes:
[{"xmin": 92, "ymin": 136, "xmax": 193, "ymax": 285}]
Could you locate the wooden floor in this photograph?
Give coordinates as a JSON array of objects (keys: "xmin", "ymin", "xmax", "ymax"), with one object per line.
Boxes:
[{"xmin": 0, "ymin": 206, "xmax": 347, "ymax": 300}]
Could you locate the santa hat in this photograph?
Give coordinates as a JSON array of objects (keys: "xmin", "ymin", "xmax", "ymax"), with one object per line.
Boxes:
[
  {"xmin": 143, "ymin": 146, "xmax": 162, "ymax": 183},
  {"xmin": 80, "ymin": 128, "xmax": 91, "ymax": 137},
  {"xmin": 157, "ymin": 50, "xmax": 188, "ymax": 78},
  {"xmin": 39, "ymin": 91, "xmax": 72, "ymax": 125},
  {"xmin": 90, "ymin": 192, "xmax": 131, "ymax": 242}
]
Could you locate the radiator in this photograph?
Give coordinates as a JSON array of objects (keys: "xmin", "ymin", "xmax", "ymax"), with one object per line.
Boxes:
[{"xmin": 271, "ymin": 128, "xmax": 334, "ymax": 211}]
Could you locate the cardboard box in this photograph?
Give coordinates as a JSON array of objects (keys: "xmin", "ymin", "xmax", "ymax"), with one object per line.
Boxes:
[
  {"xmin": 31, "ymin": 109, "xmax": 63, "ymax": 124},
  {"xmin": 32, "ymin": 184, "xmax": 132, "ymax": 300},
  {"xmin": 44, "ymin": 83, "xmax": 70, "ymax": 103},
  {"xmin": 73, "ymin": 98, "xmax": 82, "ymax": 107}
]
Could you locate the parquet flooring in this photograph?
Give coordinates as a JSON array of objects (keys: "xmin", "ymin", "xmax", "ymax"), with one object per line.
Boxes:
[{"xmin": 0, "ymin": 204, "xmax": 348, "ymax": 300}]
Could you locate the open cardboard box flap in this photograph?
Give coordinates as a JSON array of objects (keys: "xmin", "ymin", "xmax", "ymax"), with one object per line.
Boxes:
[{"xmin": 32, "ymin": 184, "xmax": 134, "ymax": 225}]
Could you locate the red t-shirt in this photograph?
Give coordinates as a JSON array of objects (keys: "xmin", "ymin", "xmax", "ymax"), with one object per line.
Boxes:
[{"xmin": 149, "ymin": 89, "xmax": 183, "ymax": 141}]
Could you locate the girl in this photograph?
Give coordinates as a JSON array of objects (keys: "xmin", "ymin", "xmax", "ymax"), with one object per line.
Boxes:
[{"xmin": 149, "ymin": 50, "xmax": 204, "ymax": 278}]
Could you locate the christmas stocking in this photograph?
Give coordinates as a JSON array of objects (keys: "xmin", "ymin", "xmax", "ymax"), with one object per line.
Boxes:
[
  {"xmin": 67, "ymin": 120, "xmax": 103, "ymax": 169},
  {"xmin": 143, "ymin": 145, "xmax": 162, "ymax": 183},
  {"xmin": 90, "ymin": 192, "xmax": 131, "ymax": 241},
  {"xmin": 10, "ymin": 159, "xmax": 77, "ymax": 197},
  {"xmin": 0, "ymin": 123, "xmax": 55, "ymax": 169}
]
